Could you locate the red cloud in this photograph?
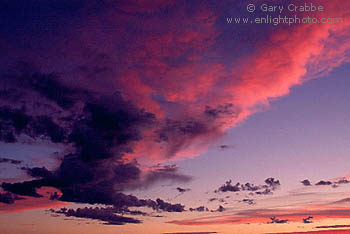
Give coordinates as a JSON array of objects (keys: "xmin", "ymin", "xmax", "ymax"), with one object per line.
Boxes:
[{"xmin": 119, "ymin": 0, "xmax": 350, "ymax": 162}]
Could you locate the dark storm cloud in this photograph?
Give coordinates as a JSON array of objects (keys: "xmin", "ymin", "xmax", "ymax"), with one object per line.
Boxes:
[
  {"xmin": 0, "ymin": 157, "xmax": 22, "ymax": 165},
  {"xmin": 0, "ymin": 67, "xmax": 189, "ymax": 218},
  {"xmin": 51, "ymin": 207, "xmax": 141, "ymax": 225},
  {"xmin": 1, "ymin": 179, "xmax": 47, "ymax": 197},
  {"xmin": 0, "ymin": 106, "xmax": 66, "ymax": 143},
  {"xmin": 215, "ymin": 178, "xmax": 280, "ymax": 195},
  {"xmin": 21, "ymin": 166, "xmax": 54, "ymax": 179},
  {"xmin": 301, "ymin": 179, "xmax": 312, "ymax": 186},
  {"xmin": 0, "ymin": 192, "xmax": 24, "ymax": 204},
  {"xmin": 3, "ymin": 62, "xmax": 89, "ymax": 109}
]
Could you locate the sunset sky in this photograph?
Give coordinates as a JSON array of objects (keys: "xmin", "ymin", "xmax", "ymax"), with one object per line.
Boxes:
[{"xmin": 1, "ymin": 1, "xmax": 350, "ymax": 234}]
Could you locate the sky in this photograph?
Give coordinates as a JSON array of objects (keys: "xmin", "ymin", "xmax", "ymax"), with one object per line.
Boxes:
[{"xmin": 0, "ymin": 0, "xmax": 350, "ymax": 234}]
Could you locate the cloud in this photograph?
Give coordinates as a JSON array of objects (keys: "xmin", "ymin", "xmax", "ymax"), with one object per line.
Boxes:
[
  {"xmin": 0, "ymin": 157, "xmax": 22, "ymax": 165},
  {"xmin": 0, "ymin": 192, "xmax": 23, "ymax": 204},
  {"xmin": 155, "ymin": 198, "xmax": 185, "ymax": 212},
  {"xmin": 1, "ymin": 69, "xmax": 189, "ymax": 216},
  {"xmin": 51, "ymin": 207, "xmax": 141, "ymax": 225},
  {"xmin": 212, "ymin": 205, "xmax": 225, "ymax": 213},
  {"xmin": 189, "ymin": 206, "xmax": 209, "ymax": 212},
  {"xmin": 1, "ymin": 0, "xmax": 350, "ymax": 227},
  {"xmin": 0, "ymin": 187, "xmax": 66, "ymax": 213},
  {"xmin": 301, "ymin": 177, "xmax": 350, "ymax": 188},
  {"xmin": 303, "ymin": 216, "xmax": 313, "ymax": 224},
  {"xmin": 217, "ymin": 145, "xmax": 232, "ymax": 150},
  {"xmin": 136, "ymin": 164, "xmax": 192, "ymax": 189},
  {"xmin": 315, "ymin": 181, "xmax": 332, "ymax": 186},
  {"xmin": 215, "ymin": 178, "xmax": 280, "ymax": 195},
  {"xmin": 331, "ymin": 198, "xmax": 350, "ymax": 205},
  {"xmin": 241, "ymin": 199, "xmax": 255, "ymax": 205},
  {"xmin": 216, "ymin": 180, "xmax": 240, "ymax": 193},
  {"xmin": 316, "ymin": 225, "xmax": 350, "ymax": 229},
  {"xmin": 301, "ymin": 180, "xmax": 312, "ymax": 186},
  {"xmin": 177, "ymin": 187, "xmax": 191, "ymax": 193},
  {"xmin": 267, "ymin": 217, "xmax": 288, "ymax": 224}
]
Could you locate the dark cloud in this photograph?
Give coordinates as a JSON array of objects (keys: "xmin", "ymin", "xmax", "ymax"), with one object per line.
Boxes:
[
  {"xmin": 137, "ymin": 165, "xmax": 192, "ymax": 189},
  {"xmin": 0, "ymin": 68, "xmax": 190, "ymax": 221},
  {"xmin": 301, "ymin": 178, "xmax": 350, "ymax": 188},
  {"xmin": 0, "ymin": 157, "xmax": 22, "ymax": 165},
  {"xmin": 208, "ymin": 197, "xmax": 226, "ymax": 204},
  {"xmin": 316, "ymin": 225, "xmax": 350, "ymax": 229},
  {"xmin": 0, "ymin": 106, "xmax": 66, "ymax": 143},
  {"xmin": 177, "ymin": 187, "xmax": 191, "ymax": 193},
  {"xmin": 331, "ymin": 198, "xmax": 350, "ymax": 204},
  {"xmin": 0, "ymin": 192, "xmax": 24, "ymax": 204},
  {"xmin": 336, "ymin": 179, "xmax": 350, "ymax": 184},
  {"xmin": 155, "ymin": 198, "xmax": 185, "ymax": 212},
  {"xmin": 204, "ymin": 104, "xmax": 241, "ymax": 119},
  {"xmin": 303, "ymin": 216, "xmax": 313, "ymax": 223},
  {"xmin": 255, "ymin": 188, "xmax": 272, "ymax": 195},
  {"xmin": 4, "ymin": 64, "xmax": 88, "ymax": 109},
  {"xmin": 189, "ymin": 206, "xmax": 209, "ymax": 212},
  {"xmin": 241, "ymin": 199, "xmax": 255, "ymax": 205},
  {"xmin": 267, "ymin": 217, "xmax": 288, "ymax": 224},
  {"xmin": 216, "ymin": 180, "xmax": 241, "ymax": 193},
  {"xmin": 51, "ymin": 207, "xmax": 141, "ymax": 225},
  {"xmin": 264, "ymin": 178, "xmax": 280, "ymax": 189},
  {"xmin": 218, "ymin": 145, "xmax": 232, "ymax": 150},
  {"xmin": 301, "ymin": 179, "xmax": 312, "ymax": 186},
  {"xmin": 212, "ymin": 205, "xmax": 225, "ymax": 212},
  {"xmin": 2, "ymin": 180, "xmax": 45, "ymax": 197},
  {"xmin": 21, "ymin": 166, "xmax": 54, "ymax": 179},
  {"xmin": 215, "ymin": 178, "xmax": 280, "ymax": 195},
  {"xmin": 156, "ymin": 118, "xmax": 218, "ymax": 158},
  {"xmin": 315, "ymin": 180, "xmax": 332, "ymax": 186}
]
